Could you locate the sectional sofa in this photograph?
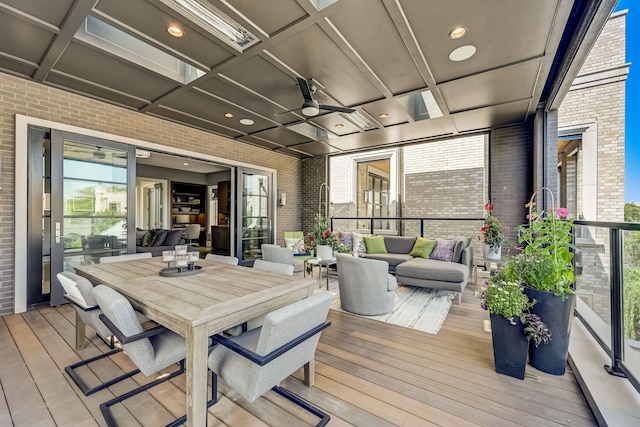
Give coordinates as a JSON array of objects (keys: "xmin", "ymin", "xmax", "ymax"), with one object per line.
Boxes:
[{"xmin": 355, "ymin": 235, "xmax": 473, "ymax": 304}]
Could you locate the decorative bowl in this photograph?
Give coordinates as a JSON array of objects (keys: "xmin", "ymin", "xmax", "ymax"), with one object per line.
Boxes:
[{"xmin": 179, "ymin": 207, "xmax": 191, "ymax": 212}]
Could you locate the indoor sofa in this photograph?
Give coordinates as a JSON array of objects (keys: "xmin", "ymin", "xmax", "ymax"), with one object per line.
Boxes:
[
  {"xmin": 135, "ymin": 228, "xmax": 197, "ymax": 257},
  {"xmin": 357, "ymin": 235, "xmax": 473, "ymax": 304}
]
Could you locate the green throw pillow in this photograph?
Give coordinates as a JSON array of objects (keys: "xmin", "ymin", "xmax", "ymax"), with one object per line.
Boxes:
[
  {"xmin": 410, "ymin": 237, "xmax": 436, "ymax": 258},
  {"xmin": 363, "ymin": 235, "xmax": 387, "ymax": 254},
  {"xmin": 141, "ymin": 229, "xmax": 158, "ymax": 247}
]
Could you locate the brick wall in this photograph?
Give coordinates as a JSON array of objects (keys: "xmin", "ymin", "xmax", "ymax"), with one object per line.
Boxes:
[
  {"xmin": 301, "ymin": 156, "xmax": 327, "ymax": 235},
  {"xmin": 489, "ymin": 124, "xmax": 534, "ymax": 249},
  {"xmin": 0, "ymin": 72, "xmax": 302, "ymax": 314}
]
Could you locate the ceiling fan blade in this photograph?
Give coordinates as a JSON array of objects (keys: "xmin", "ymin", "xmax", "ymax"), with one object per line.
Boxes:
[
  {"xmin": 319, "ymin": 104, "xmax": 355, "ymax": 113},
  {"xmin": 296, "ymin": 77, "xmax": 314, "ymax": 103}
]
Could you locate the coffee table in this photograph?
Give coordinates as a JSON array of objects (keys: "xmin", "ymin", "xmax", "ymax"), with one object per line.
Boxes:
[{"xmin": 305, "ymin": 257, "xmax": 337, "ymax": 290}]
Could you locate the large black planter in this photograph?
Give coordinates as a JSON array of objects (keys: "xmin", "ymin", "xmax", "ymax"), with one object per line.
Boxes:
[
  {"xmin": 489, "ymin": 313, "xmax": 528, "ymax": 379},
  {"xmin": 524, "ymin": 288, "xmax": 576, "ymax": 375}
]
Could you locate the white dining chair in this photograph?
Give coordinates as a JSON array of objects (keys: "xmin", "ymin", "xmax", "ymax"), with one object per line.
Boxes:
[
  {"xmin": 205, "ymin": 253, "xmax": 239, "ymax": 265},
  {"xmin": 253, "ymin": 259, "xmax": 294, "ymax": 275},
  {"xmin": 99, "ymin": 252, "xmax": 152, "ymax": 263}
]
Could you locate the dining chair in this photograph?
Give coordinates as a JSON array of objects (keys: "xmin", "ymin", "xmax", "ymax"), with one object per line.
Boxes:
[
  {"xmin": 184, "ymin": 223, "xmax": 201, "ymax": 246},
  {"xmin": 205, "ymin": 253, "xmax": 239, "ymax": 265},
  {"xmin": 207, "ymin": 291, "xmax": 333, "ymax": 427},
  {"xmin": 59, "ymin": 271, "xmax": 144, "ymax": 396},
  {"xmin": 253, "ymin": 259, "xmax": 294, "ymax": 275},
  {"xmin": 92, "ymin": 285, "xmax": 212, "ymax": 427},
  {"xmin": 261, "ymin": 243, "xmax": 294, "ymax": 266},
  {"xmin": 99, "ymin": 252, "xmax": 152, "ymax": 263}
]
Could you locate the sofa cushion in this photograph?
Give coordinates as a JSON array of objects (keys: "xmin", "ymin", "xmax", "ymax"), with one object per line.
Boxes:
[
  {"xmin": 359, "ymin": 253, "xmax": 412, "ymax": 268},
  {"xmin": 452, "ymin": 236, "xmax": 472, "ymax": 263},
  {"xmin": 364, "ymin": 235, "xmax": 387, "ymax": 254},
  {"xmin": 338, "ymin": 232, "xmax": 353, "ymax": 251},
  {"xmin": 396, "ymin": 258, "xmax": 468, "ymax": 283},
  {"xmin": 151, "ymin": 230, "xmax": 168, "ymax": 246},
  {"xmin": 141, "ymin": 229, "xmax": 158, "ymax": 247},
  {"xmin": 135, "ymin": 229, "xmax": 147, "ymax": 246},
  {"xmin": 429, "ymin": 238, "xmax": 457, "ymax": 262},
  {"xmin": 352, "ymin": 232, "xmax": 369, "ymax": 253},
  {"xmin": 384, "ymin": 236, "xmax": 417, "ymax": 254},
  {"xmin": 410, "ymin": 237, "xmax": 436, "ymax": 258},
  {"xmin": 163, "ymin": 229, "xmax": 183, "ymax": 247}
]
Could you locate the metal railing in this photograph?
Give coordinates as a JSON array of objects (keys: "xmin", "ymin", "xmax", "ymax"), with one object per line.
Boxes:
[{"xmin": 329, "ymin": 216, "xmax": 484, "ymax": 237}]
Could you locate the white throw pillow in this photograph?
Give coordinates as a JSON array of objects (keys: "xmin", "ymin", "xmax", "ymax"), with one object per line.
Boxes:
[
  {"xmin": 352, "ymin": 232, "xmax": 370, "ymax": 253},
  {"xmin": 284, "ymin": 237, "xmax": 305, "ymax": 254}
]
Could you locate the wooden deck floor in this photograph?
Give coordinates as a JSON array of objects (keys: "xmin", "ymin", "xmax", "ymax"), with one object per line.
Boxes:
[{"xmin": 0, "ymin": 285, "xmax": 596, "ymax": 426}]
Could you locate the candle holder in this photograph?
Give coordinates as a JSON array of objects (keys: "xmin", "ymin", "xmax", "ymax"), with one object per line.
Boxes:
[
  {"xmin": 175, "ymin": 255, "xmax": 188, "ymax": 272},
  {"xmin": 188, "ymin": 252, "xmax": 199, "ymax": 270},
  {"xmin": 162, "ymin": 250, "xmax": 176, "ymax": 269}
]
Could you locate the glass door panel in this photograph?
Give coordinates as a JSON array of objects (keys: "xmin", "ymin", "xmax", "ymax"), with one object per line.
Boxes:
[{"xmin": 236, "ymin": 168, "xmax": 274, "ymax": 264}]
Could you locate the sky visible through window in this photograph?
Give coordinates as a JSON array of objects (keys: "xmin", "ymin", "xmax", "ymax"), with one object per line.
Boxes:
[{"xmin": 615, "ymin": 1, "xmax": 638, "ymax": 202}]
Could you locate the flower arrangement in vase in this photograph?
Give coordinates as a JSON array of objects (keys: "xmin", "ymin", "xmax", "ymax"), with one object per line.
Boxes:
[
  {"xmin": 479, "ymin": 202, "xmax": 507, "ymax": 260},
  {"xmin": 304, "ymin": 214, "xmax": 350, "ymax": 260}
]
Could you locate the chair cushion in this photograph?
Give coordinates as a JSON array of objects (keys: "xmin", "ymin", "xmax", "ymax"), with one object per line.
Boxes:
[
  {"xmin": 364, "ymin": 235, "xmax": 387, "ymax": 254},
  {"xmin": 163, "ymin": 229, "xmax": 183, "ymax": 247},
  {"xmin": 410, "ymin": 237, "xmax": 437, "ymax": 258},
  {"xmin": 387, "ymin": 274, "xmax": 398, "ymax": 291},
  {"xmin": 284, "ymin": 237, "xmax": 305, "ymax": 254},
  {"xmin": 429, "ymin": 239, "xmax": 457, "ymax": 262},
  {"xmin": 383, "ymin": 236, "xmax": 416, "ymax": 254}
]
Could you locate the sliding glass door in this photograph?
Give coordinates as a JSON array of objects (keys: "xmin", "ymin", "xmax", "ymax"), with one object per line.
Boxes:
[
  {"xmin": 28, "ymin": 128, "xmax": 135, "ymax": 306},
  {"xmin": 235, "ymin": 167, "xmax": 274, "ymax": 265}
]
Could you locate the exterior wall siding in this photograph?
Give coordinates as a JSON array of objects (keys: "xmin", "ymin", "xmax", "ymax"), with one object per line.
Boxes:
[{"xmin": 0, "ymin": 72, "xmax": 302, "ymax": 314}]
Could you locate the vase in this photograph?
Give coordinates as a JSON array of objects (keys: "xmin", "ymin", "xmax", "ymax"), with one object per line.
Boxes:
[
  {"xmin": 316, "ymin": 245, "xmax": 333, "ymax": 261},
  {"xmin": 483, "ymin": 243, "xmax": 502, "ymax": 260},
  {"xmin": 489, "ymin": 313, "xmax": 529, "ymax": 379},
  {"xmin": 524, "ymin": 288, "xmax": 576, "ymax": 375}
]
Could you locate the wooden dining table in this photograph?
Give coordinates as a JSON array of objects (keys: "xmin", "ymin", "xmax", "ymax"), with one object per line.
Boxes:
[{"xmin": 75, "ymin": 257, "xmax": 316, "ymax": 427}]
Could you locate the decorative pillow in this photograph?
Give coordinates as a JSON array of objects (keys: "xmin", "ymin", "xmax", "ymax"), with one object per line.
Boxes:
[
  {"xmin": 135, "ymin": 229, "xmax": 147, "ymax": 246},
  {"xmin": 151, "ymin": 230, "xmax": 168, "ymax": 247},
  {"xmin": 410, "ymin": 237, "xmax": 437, "ymax": 259},
  {"xmin": 352, "ymin": 232, "xmax": 369, "ymax": 253},
  {"xmin": 141, "ymin": 229, "xmax": 158, "ymax": 247},
  {"xmin": 429, "ymin": 238, "xmax": 457, "ymax": 262},
  {"xmin": 338, "ymin": 232, "xmax": 353, "ymax": 251},
  {"xmin": 163, "ymin": 229, "xmax": 183, "ymax": 247},
  {"xmin": 363, "ymin": 235, "xmax": 387, "ymax": 254},
  {"xmin": 284, "ymin": 237, "xmax": 305, "ymax": 254},
  {"xmin": 452, "ymin": 236, "xmax": 472, "ymax": 263}
]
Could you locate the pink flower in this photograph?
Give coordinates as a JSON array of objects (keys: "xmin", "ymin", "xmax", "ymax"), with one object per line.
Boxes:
[
  {"xmin": 556, "ymin": 207, "xmax": 569, "ymax": 218},
  {"xmin": 526, "ymin": 213, "xmax": 537, "ymax": 220}
]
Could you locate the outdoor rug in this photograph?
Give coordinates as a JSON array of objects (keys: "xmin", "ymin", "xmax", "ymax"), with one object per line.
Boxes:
[{"xmin": 332, "ymin": 285, "xmax": 456, "ymax": 335}]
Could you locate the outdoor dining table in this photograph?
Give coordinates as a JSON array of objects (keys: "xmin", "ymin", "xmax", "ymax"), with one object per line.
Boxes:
[{"xmin": 75, "ymin": 257, "xmax": 316, "ymax": 427}]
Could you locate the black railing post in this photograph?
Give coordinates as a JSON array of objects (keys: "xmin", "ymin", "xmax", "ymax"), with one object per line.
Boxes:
[
  {"xmin": 605, "ymin": 227, "xmax": 626, "ymax": 377},
  {"xmin": 370, "ymin": 218, "xmax": 374, "ymax": 235},
  {"xmin": 420, "ymin": 219, "xmax": 424, "ymax": 237}
]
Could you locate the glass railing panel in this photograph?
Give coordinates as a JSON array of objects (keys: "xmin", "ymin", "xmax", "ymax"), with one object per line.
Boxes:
[{"xmin": 623, "ymin": 229, "xmax": 640, "ymax": 381}]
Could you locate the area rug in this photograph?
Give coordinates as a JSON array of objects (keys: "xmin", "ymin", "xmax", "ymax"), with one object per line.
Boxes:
[{"xmin": 333, "ymin": 285, "xmax": 456, "ymax": 335}]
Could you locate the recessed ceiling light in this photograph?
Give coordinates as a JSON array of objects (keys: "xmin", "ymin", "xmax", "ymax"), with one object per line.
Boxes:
[
  {"xmin": 335, "ymin": 123, "xmax": 344, "ymax": 128},
  {"xmin": 183, "ymin": 162, "xmax": 189, "ymax": 166},
  {"xmin": 240, "ymin": 118, "xmax": 254, "ymax": 125},
  {"xmin": 378, "ymin": 113, "xmax": 389, "ymax": 119},
  {"xmin": 167, "ymin": 26, "xmax": 184, "ymax": 37},
  {"xmin": 449, "ymin": 26, "xmax": 467, "ymax": 39},
  {"xmin": 449, "ymin": 45, "xmax": 476, "ymax": 61},
  {"xmin": 224, "ymin": 112, "xmax": 233, "ymax": 118}
]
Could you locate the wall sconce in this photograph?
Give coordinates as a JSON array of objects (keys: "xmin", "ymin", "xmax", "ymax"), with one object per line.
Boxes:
[{"xmin": 278, "ymin": 190, "xmax": 286, "ymax": 206}]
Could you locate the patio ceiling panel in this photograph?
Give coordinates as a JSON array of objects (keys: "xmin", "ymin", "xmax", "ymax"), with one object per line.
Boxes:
[
  {"xmin": 1, "ymin": 0, "xmax": 75, "ymax": 27},
  {"xmin": 156, "ymin": 89, "xmax": 275, "ymax": 133},
  {"xmin": 361, "ymin": 99, "xmax": 413, "ymax": 127},
  {"xmin": 150, "ymin": 105, "xmax": 245, "ymax": 138},
  {"xmin": 286, "ymin": 141, "xmax": 342, "ymax": 156},
  {"xmin": 224, "ymin": 0, "xmax": 308, "ymax": 37},
  {"xmin": 0, "ymin": 10, "xmax": 55, "ymax": 64},
  {"xmin": 95, "ymin": 0, "xmax": 235, "ymax": 69},
  {"xmin": 327, "ymin": 116, "xmax": 454, "ymax": 152},
  {"xmin": 52, "ymin": 41, "xmax": 181, "ymax": 105},
  {"xmin": 404, "ymin": 0, "xmax": 558, "ymax": 83},
  {"xmin": 246, "ymin": 126, "xmax": 314, "ymax": 147},
  {"xmin": 450, "ymin": 99, "xmax": 531, "ymax": 132},
  {"xmin": 307, "ymin": 115, "xmax": 361, "ymax": 136},
  {"xmin": 439, "ymin": 59, "xmax": 542, "ymax": 113}
]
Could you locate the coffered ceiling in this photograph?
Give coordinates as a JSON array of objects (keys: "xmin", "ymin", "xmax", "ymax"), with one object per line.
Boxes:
[{"xmin": 0, "ymin": 0, "xmax": 615, "ymax": 158}]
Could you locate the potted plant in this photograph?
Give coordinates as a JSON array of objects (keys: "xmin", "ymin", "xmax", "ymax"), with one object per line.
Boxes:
[
  {"xmin": 304, "ymin": 214, "xmax": 349, "ymax": 260},
  {"xmin": 479, "ymin": 202, "xmax": 506, "ymax": 260},
  {"xmin": 478, "ymin": 271, "xmax": 551, "ymax": 379},
  {"xmin": 507, "ymin": 188, "xmax": 576, "ymax": 375}
]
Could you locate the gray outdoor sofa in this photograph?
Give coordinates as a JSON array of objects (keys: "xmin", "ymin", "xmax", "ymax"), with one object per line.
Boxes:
[{"xmin": 358, "ymin": 236, "xmax": 473, "ymax": 304}]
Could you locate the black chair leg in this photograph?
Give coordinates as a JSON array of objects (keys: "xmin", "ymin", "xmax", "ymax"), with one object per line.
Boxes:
[
  {"xmin": 100, "ymin": 361, "xmax": 188, "ymax": 427},
  {"xmin": 65, "ymin": 347, "xmax": 140, "ymax": 396},
  {"xmin": 272, "ymin": 385, "xmax": 330, "ymax": 427}
]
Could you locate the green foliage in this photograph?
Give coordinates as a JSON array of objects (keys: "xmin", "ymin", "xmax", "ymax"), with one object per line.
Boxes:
[
  {"xmin": 304, "ymin": 214, "xmax": 350, "ymax": 253},
  {"xmin": 478, "ymin": 279, "xmax": 532, "ymax": 319},
  {"xmin": 625, "ymin": 231, "xmax": 640, "ymax": 269},
  {"xmin": 479, "ymin": 202, "xmax": 506, "ymax": 250},
  {"xmin": 624, "ymin": 203, "xmax": 640, "ymax": 222},
  {"xmin": 624, "ymin": 267, "xmax": 640, "ymax": 341},
  {"xmin": 515, "ymin": 206, "xmax": 575, "ymax": 298}
]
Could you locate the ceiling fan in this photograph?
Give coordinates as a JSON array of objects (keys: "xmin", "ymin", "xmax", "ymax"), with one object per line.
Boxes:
[{"xmin": 281, "ymin": 77, "xmax": 355, "ymax": 117}]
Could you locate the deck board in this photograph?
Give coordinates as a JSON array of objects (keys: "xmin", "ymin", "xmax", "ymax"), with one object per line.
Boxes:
[{"xmin": 0, "ymin": 284, "xmax": 597, "ymax": 426}]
